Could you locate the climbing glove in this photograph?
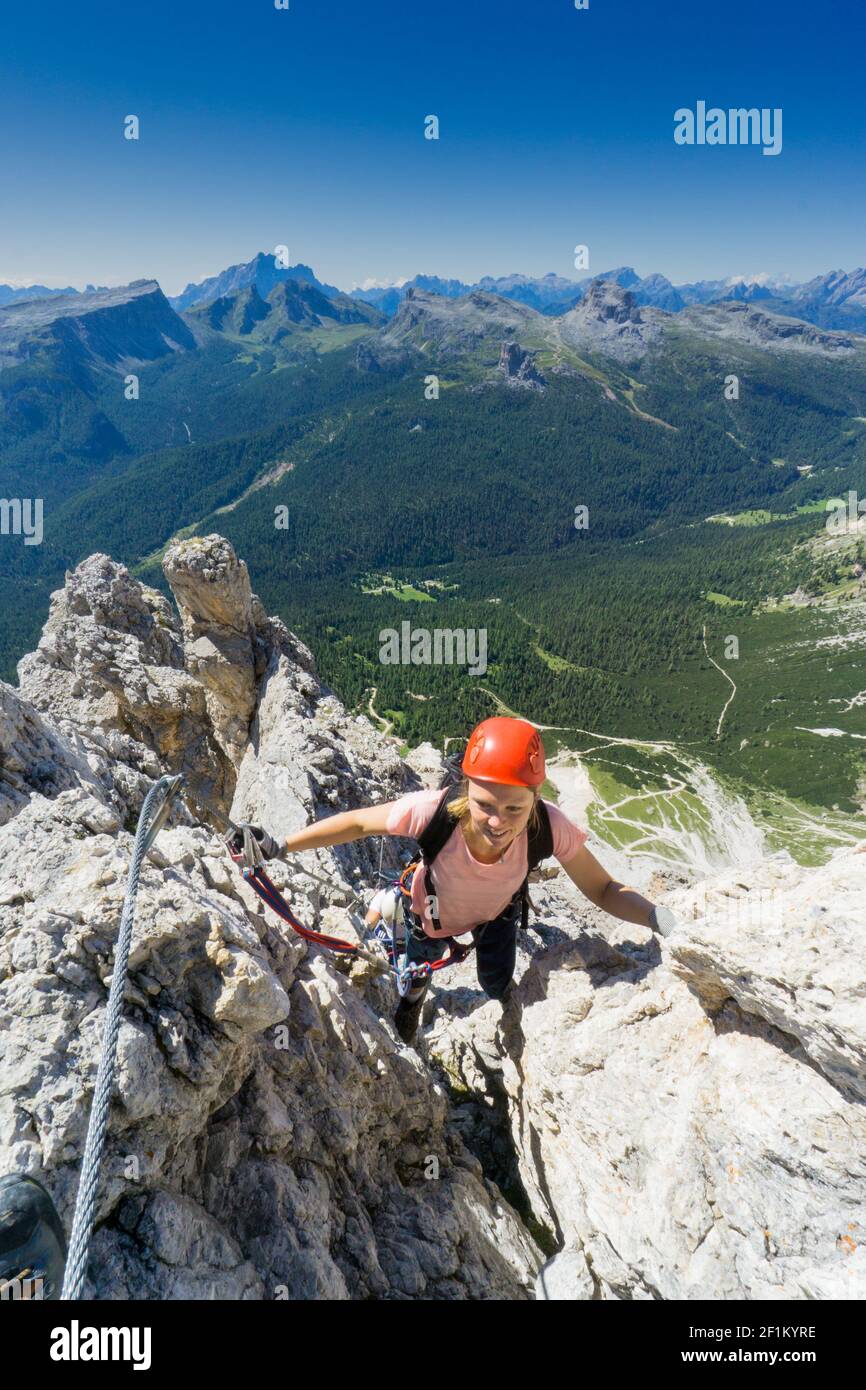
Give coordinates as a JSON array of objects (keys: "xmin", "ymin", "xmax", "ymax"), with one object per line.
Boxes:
[
  {"xmin": 648, "ymin": 905, "xmax": 678, "ymax": 938},
  {"xmin": 234, "ymin": 823, "xmax": 283, "ymax": 861}
]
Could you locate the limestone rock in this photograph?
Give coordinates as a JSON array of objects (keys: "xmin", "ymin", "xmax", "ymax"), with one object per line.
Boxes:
[
  {"xmin": 0, "ymin": 535, "xmax": 541, "ymax": 1300},
  {"xmin": 162, "ymin": 535, "xmax": 266, "ymax": 772},
  {"xmin": 426, "ymin": 857, "xmax": 866, "ymax": 1300},
  {"xmin": 16, "ymin": 552, "xmax": 233, "ymax": 821},
  {"xmin": 666, "ymin": 848, "xmax": 866, "ymax": 1104},
  {"xmin": 498, "ymin": 341, "xmax": 546, "ymax": 389},
  {"xmin": 403, "ymin": 741, "xmax": 446, "ymax": 789},
  {"xmin": 0, "ymin": 681, "xmax": 106, "ymax": 827},
  {"xmin": 559, "ymin": 280, "xmax": 665, "ymax": 360},
  {"xmin": 4, "ymin": 529, "xmax": 865, "ymax": 1302}
]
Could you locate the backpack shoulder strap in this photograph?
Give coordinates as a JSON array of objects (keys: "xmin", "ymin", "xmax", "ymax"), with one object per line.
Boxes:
[
  {"xmin": 517, "ymin": 801, "xmax": 554, "ymax": 932},
  {"xmin": 419, "ymin": 794, "xmax": 552, "ymax": 875},
  {"xmin": 416, "ymin": 787, "xmax": 461, "ymax": 867},
  {"xmin": 526, "ymin": 799, "xmax": 553, "ymax": 873},
  {"xmin": 414, "ymin": 793, "xmax": 552, "ymax": 929}
]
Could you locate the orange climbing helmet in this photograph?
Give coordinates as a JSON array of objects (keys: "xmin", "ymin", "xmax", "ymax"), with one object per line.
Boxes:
[{"xmin": 462, "ymin": 717, "xmax": 545, "ymax": 788}]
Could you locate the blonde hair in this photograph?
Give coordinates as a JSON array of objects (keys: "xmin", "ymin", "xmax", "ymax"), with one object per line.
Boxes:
[{"xmin": 447, "ymin": 777, "xmax": 542, "ymax": 834}]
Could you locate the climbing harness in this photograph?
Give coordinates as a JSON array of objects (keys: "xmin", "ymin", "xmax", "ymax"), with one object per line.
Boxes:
[
  {"xmin": 368, "ymin": 772, "xmax": 556, "ymax": 992},
  {"xmin": 367, "ymin": 861, "xmax": 474, "ymax": 997},
  {"xmin": 167, "ymin": 776, "xmax": 474, "ymax": 992}
]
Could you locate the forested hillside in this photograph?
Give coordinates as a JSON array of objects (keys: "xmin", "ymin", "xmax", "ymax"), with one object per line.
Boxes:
[{"xmin": 2, "ymin": 281, "xmax": 864, "ymax": 831}]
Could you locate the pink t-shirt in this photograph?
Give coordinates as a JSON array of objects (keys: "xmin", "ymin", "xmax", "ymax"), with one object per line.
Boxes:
[{"xmin": 385, "ymin": 789, "xmax": 588, "ymax": 938}]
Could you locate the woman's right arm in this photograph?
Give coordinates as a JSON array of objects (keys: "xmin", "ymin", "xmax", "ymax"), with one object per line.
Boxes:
[{"xmin": 282, "ymin": 801, "xmax": 397, "ymax": 854}]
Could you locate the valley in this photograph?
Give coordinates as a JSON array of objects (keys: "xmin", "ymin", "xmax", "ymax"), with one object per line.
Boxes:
[{"xmin": 2, "ymin": 266, "xmax": 864, "ymax": 879}]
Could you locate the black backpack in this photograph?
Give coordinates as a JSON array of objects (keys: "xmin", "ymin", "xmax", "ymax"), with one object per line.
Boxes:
[{"xmin": 412, "ymin": 744, "xmax": 553, "ymax": 933}]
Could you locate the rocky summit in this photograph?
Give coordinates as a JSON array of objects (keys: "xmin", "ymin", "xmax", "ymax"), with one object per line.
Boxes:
[
  {"xmin": 1, "ymin": 534, "xmax": 864, "ymax": 1300},
  {"xmin": 558, "ymin": 279, "xmax": 666, "ymax": 360},
  {"xmin": 498, "ymin": 341, "xmax": 546, "ymax": 390}
]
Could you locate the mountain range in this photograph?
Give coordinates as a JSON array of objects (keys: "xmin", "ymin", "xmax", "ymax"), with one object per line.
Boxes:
[
  {"xmin": 354, "ymin": 265, "xmax": 866, "ymax": 332},
  {"xmin": 0, "ymin": 282, "xmax": 97, "ymax": 307},
  {"xmin": 4, "ymin": 252, "xmax": 866, "ymax": 331},
  {"xmin": 171, "ymin": 252, "xmax": 343, "ymax": 311},
  {"xmin": 2, "ymin": 271, "xmax": 859, "ymax": 512},
  {"xmin": 187, "ymin": 279, "xmax": 382, "ymax": 343},
  {"xmin": 1, "ymin": 260, "xmax": 864, "ymax": 854},
  {"xmin": 374, "ymin": 277, "xmax": 860, "ymax": 366}
]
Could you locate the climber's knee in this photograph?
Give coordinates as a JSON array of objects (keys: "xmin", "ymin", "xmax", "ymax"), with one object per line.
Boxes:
[{"xmin": 482, "ymin": 976, "xmax": 514, "ymax": 1002}]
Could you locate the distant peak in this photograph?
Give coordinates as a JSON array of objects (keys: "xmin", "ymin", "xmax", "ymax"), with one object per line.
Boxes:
[{"xmin": 581, "ymin": 278, "xmax": 641, "ymax": 319}]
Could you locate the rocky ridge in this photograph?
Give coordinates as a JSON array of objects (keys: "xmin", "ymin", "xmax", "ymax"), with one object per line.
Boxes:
[
  {"xmin": 0, "ymin": 280, "xmax": 196, "ymax": 374},
  {"xmin": 557, "ymin": 279, "xmax": 666, "ymax": 361},
  {"xmin": 1, "ymin": 534, "xmax": 864, "ymax": 1300},
  {"xmin": 679, "ymin": 299, "xmax": 859, "ymax": 355},
  {"xmin": 372, "ymin": 278, "xmax": 865, "ymax": 370},
  {"xmin": 1, "ymin": 536, "xmax": 539, "ymax": 1298}
]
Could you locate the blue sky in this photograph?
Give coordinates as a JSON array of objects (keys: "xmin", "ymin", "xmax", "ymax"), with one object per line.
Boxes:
[{"xmin": 2, "ymin": 0, "xmax": 863, "ymax": 295}]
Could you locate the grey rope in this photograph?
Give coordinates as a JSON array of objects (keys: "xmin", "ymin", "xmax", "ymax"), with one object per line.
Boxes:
[{"xmin": 61, "ymin": 774, "xmax": 183, "ymax": 1301}]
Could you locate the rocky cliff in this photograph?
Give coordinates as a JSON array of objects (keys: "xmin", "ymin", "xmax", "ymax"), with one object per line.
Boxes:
[
  {"xmin": 1, "ymin": 534, "xmax": 864, "ymax": 1300},
  {"xmin": 0, "ymin": 280, "xmax": 196, "ymax": 374}
]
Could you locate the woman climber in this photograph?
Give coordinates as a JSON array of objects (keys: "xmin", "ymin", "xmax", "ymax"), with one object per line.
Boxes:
[{"xmin": 245, "ymin": 717, "xmax": 675, "ymax": 1045}]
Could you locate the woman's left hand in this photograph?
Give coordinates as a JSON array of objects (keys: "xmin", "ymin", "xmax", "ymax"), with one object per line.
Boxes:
[{"xmin": 648, "ymin": 905, "xmax": 678, "ymax": 937}]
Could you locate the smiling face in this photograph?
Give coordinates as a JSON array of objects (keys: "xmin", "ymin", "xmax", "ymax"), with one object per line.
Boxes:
[{"xmin": 466, "ymin": 778, "xmax": 536, "ymax": 852}]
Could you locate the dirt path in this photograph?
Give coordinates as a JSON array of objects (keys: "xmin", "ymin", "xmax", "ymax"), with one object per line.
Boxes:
[
  {"xmin": 366, "ymin": 686, "xmax": 395, "ymax": 738},
  {"xmin": 702, "ymin": 624, "xmax": 737, "ymax": 738}
]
